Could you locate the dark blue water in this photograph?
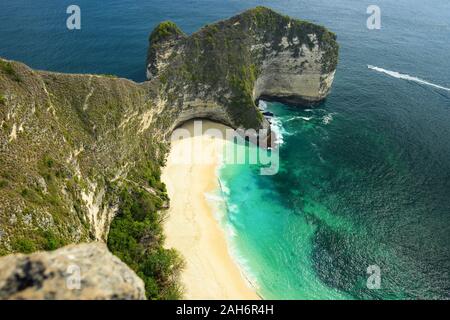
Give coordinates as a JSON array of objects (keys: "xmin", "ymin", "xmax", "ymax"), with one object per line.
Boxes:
[{"xmin": 1, "ymin": 0, "xmax": 449, "ymax": 299}]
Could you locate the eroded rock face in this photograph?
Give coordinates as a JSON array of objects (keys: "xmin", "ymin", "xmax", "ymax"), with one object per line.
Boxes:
[
  {"xmin": 146, "ymin": 21, "xmax": 187, "ymax": 80},
  {"xmin": 0, "ymin": 243, "xmax": 146, "ymax": 300},
  {"xmin": 253, "ymin": 34, "xmax": 337, "ymax": 104},
  {"xmin": 147, "ymin": 6, "xmax": 339, "ymax": 130}
]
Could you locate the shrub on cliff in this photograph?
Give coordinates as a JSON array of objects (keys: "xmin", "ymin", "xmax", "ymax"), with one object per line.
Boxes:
[
  {"xmin": 149, "ymin": 21, "xmax": 185, "ymax": 44},
  {"xmin": 107, "ymin": 184, "xmax": 184, "ymax": 300}
]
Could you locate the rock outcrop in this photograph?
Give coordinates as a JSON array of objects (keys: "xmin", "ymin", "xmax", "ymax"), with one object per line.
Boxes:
[
  {"xmin": 0, "ymin": 243, "xmax": 146, "ymax": 299},
  {"xmin": 147, "ymin": 6, "xmax": 339, "ymax": 131}
]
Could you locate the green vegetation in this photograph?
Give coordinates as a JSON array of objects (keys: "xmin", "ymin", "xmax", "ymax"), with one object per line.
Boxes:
[
  {"xmin": 108, "ymin": 155, "xmax": 183, "ymax": 300},
  {"xmin": 0, "ymin": 179, "xmax": 8, "ymax": 188},
  {"xmin": 247, "ymin": 6, "xmax": 283, "ymax": 29},
  {"xmin": 0, "ymin": 6, "xmax": 338, "ymax": 300},
  {"xmin": 44, "ymin": 155, "xmax": 55, "ymax": 168},
  {"xmin": 3, "ymin": 154, "xmax": 80, "ymax": 255},
  {"xmin": 149, "ymin": 21, "xmax": 185, "ymax": 44},
  {"xmin": 319, "ymin": 30, "xmax": 339, "ymax": 73},
  {"xmin": 11, "ymin": 229, "xmax": 67, "ymax": 254},
  {"xmin": 227, "ymin": 64, "xmax": 262, "ymax": 128},
  {"xmin": 0, "ymin": 60, "xmax": 15, "ymax": 75},
  {"xmin": 243, "ymin": 6, "xmax": 338, "ymax": 68},
  {"xmin": 147, "ymin": 21, "xmax": 186, "ymax": 81},
  {"xmin": 12, "ymin": 238, "xmax": 37, "ymax": 254},
  {"xmin": 25, "ymin": 155, "xmax": 66, "ymax": 209},
  {"xmin": 41, "ymin": 230, "xmax": 66, "ymax": 250},
  {"xmin": 0, "ymin": 60, "xmax": 21, "ymax": 82},
  {"xmin": 152, "ymin": 6, "xmax": 338, "ymax": 131},
  {"xmin": 107, "ymin": 183, "xmax": 184, "ymax": 300}
]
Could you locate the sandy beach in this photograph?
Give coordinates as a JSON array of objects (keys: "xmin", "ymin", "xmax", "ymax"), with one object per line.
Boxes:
[{"xmin": 161, "ymin": 120, "xmax": 259, "ymax": 300}]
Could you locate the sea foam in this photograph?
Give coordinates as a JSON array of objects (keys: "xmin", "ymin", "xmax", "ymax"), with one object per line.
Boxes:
[
  {"xmin": 322, "ymin": 113, "xmax": 334, "ymax": 125},
  {"xmin": 270, "ymin": 116, "xmax": 291, "ymax": 145}
]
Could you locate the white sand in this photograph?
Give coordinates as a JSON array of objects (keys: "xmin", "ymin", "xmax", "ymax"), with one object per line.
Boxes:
[{"xmin": 161, "ymin": 120, "xmax": 259, "ymax": 300}]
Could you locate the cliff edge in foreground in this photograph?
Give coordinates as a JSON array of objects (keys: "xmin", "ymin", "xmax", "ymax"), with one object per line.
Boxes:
[{"xmin": 0, "ymin": 243, "xmax": 145, "ymax": 299}]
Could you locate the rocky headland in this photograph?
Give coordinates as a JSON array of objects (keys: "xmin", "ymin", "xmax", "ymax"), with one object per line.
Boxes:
[{"xmin": 147, "ymin": 6, "xmax": 338, "ymax": 132}]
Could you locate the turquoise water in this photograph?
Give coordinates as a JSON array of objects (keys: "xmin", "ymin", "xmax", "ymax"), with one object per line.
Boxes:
[{"xmin": 1, "ymin": 0, "xmax": 449, "ymax": 299}]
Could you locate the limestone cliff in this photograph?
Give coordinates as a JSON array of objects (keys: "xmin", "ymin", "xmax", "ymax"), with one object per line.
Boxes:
[
  {"xmin": 0, "ymin": 59, "xmax": 168, "ymax": 253},
  {"xmin": 147, "ymin": 6, "xmax": 339, "ymax": 131}
]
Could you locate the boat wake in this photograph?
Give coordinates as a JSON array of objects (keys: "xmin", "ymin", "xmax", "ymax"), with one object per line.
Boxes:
[
  {"xmin": 368, "ymin": 65, "xmax": 450, "ymax": 92},
  {"xmin": 285, "ymin": 116, "xmax": 313, "ymax": 122}
]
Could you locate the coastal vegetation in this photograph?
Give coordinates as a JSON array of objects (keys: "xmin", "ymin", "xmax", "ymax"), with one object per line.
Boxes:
[
  {"xmin": 0, "ymin": 59, "xmax": 21, "ymax": 82},
  {"xmin": 107, "ymin": 160, "xmax": 184, "ymax": 300},
  {"xmin": 107, "ymin": 185, "xmax": 184, "ymax": 299},
  {"xmin": 149, "ymin": 21, "xmax": 185, "ymax": 44}
]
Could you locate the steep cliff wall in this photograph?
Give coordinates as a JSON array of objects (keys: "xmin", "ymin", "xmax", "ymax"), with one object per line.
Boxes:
[
  {"xmin": 0, "ymin": 58, "xmax": 168, "ymax": 253},
  {"xmin": 147, "ymin": 6, "xmax": 339, "ymax": 131}
]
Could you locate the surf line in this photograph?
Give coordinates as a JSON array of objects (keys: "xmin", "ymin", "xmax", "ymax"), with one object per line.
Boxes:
[{"xmin": 368, "ymin": 65, "xmax": 450, "ymax": 92}]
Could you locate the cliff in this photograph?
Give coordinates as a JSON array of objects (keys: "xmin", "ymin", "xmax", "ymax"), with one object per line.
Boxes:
[
  {"xmin": 147, "ymin": 6, "xmax": 339, "ymax": 131},
  {"xmin": 0, "ymin": 59, "xmax": 167, "ymax": 250},
  {"xmin": 0, "ymin": 7, "xmax": 338, "ymax": 299},
  {"xmin": 0, "ymin": 58, "xmax": 183, "ymax": 299}
]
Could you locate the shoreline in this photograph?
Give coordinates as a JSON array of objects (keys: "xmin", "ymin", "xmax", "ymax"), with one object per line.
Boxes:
[{"xmin": 161, "ymin": 120, "xmax": 260, "ymax": 300}]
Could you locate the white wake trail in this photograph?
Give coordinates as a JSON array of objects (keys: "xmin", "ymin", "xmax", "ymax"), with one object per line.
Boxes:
[{"xmin": 368, "ymin": 65, "xmax": 450, "ymax": 92}]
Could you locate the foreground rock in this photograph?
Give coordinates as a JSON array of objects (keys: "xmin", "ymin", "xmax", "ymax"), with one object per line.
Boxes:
[{"xmin": 0, "ymin": 243, "xmax": 145, "ymax": 300}]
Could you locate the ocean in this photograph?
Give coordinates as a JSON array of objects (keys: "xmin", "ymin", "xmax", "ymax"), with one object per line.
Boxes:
[{"xmin": 1, "ymin": 0, "xmax": 449, "ymax": 299}]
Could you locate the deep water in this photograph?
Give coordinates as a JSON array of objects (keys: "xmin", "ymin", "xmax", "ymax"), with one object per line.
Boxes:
[{"xmin": 1, "ymin": 0, "xmax": 449, "ymax": 299}]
